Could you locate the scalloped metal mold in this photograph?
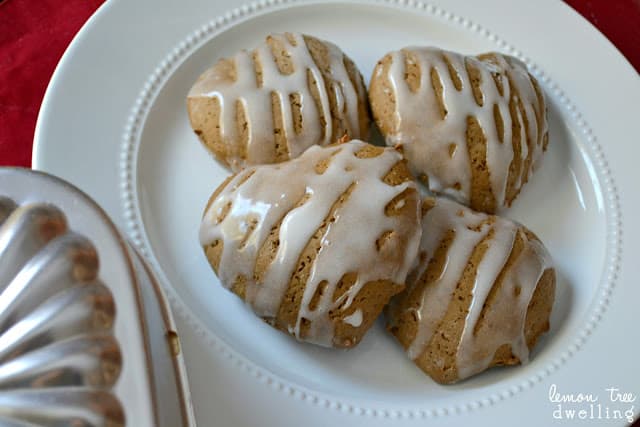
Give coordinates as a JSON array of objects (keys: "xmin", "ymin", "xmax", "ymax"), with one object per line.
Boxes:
[{"xmin": 0, "ymin": 168, "xmax": 195, "ymax": 427}]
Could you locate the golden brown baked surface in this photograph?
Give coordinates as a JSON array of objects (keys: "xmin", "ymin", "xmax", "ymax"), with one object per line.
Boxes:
[
  {"xmin": 188, "ymin": 33, "xmax": 370, "ymax": 172},
  {"xmin": 386, "ymin": 196, "xmax": 555, "ymax": 383},
  {"xmin": 369, "ymin": 47, "xmax": 549, "ymax": 214},
  {"xmin": 200, "ymin": 140, "xmax": 422, "ymax": 348}
]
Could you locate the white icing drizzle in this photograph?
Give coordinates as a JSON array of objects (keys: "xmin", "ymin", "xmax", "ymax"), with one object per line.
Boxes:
[
  {"xmin": 189, "ymin": 33, "xmax": 363, "ymax": 171},
  {"xmin": 200, "ymin": 140, "xmax": 421, "ymax": 347},
  {"xmin": 343, "ymin": 309, "xmax": 363, "ymax": 327},
  {"xmin": 380, "ymin": 47, "xmax": 547, "ymax": 209},
  {"xmin": 404, "ymin": 197, "xmax": 552, "ymax": 380},
  {"xmin": 406, "ymin": 200, "xmax": 491, "ymax": 360}
]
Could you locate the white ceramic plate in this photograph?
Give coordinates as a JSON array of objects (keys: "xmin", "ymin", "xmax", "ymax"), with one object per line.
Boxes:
[{"xmin": 33, "ymin": 0, "xmax": 640, "ymax": 425}]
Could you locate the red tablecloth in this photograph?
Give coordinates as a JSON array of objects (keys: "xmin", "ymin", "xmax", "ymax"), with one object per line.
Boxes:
[
  {"xmin": 1, "ymin": 0, "xmax": 639, "ymax": 168},
  {"xmin": 0, "ymin": 0, "xmax": 105, "ymax": 166}
]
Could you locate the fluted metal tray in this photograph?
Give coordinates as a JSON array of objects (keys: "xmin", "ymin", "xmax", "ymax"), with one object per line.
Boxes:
[{"xmin": 0, "ymin": 168, "xmax": 195, "ymax": 427}]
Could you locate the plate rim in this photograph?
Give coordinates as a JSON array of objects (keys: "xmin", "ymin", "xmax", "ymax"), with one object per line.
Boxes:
[{"xmin": 114, "ymin": 0, "xmax": 623, "ymax": 418}]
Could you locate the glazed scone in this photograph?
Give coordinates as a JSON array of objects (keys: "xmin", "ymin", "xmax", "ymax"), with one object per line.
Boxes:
[
  {"xmin": 386, "ymin": 196, "xmax": 555, "ymax": 384},
  {"xmin": 369, "ymin": 47, "xmax": 549, "ymax": 213},
  {"xmin": 200, "ymin": 140, "xmax": 422, "ymax": 348},
  {"xmin": 188, "ymin": 33, "xmax": 370, "ymax": 172}
]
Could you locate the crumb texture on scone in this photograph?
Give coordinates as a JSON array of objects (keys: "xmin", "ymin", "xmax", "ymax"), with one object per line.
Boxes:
[
  {"xmin": 369, "ymin": 47, "xmax": 549, "ymax": 213},
  {"xmin": 386, "ymin": 196, "xmax": 555, "ymax": 383},
  {"xmin": 188, "ymin": 32, "xmax": 370, "ymax": 171},
  {"xmin": 200, "ymin": 140, "xmax": 422, "ymax": 348}
]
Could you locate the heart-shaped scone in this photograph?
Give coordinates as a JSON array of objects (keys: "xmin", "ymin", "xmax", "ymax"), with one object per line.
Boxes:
[
  {"xmin": 188, "ymin": 33, "xmax": 370, "ymax": 172},
  {"xmin": 369, "ymin": 47, "xmax": 549, "ymax": 213},
  {"xmin": 199, "ymin": 140, "xmax": 422, "ymax": 348},
  {"xmin": 386, "ymin": 196, "xmax": 555, "ymax": 384}
]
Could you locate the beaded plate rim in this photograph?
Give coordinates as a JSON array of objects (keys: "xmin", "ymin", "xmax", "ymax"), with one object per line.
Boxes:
[{"xmin": 119, "ymin": 0, "xmax": 622, "ymax": 418}]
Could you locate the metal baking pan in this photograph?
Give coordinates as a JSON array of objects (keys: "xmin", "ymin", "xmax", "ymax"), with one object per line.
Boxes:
[{"xmin": 0, "ymin": 168, "xmax": 195, "ymax": 427}]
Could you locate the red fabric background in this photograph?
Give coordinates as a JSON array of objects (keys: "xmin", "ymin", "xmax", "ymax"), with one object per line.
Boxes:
[
  {"xmin": 0, "ymin": 0, "xmax": 638, "ymax": 168},
  {"xmin": 0, "ymin": 0, "xmax": 105, "ymax": 167}
]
